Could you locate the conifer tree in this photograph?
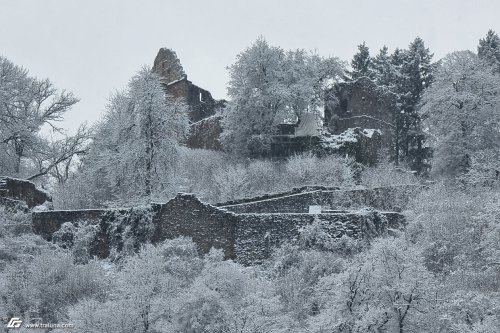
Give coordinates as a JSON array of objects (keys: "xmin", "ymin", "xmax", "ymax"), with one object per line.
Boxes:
[
  {"xmin": 346, "ymin": 42, "xmax": 374, "ymax": 81},
  {"xmin": 478, "ymin": 29, "xmax": 500, "ymax": 72},
  {"xmin": 371, "ymin": 46, "xmax": 394, "ymax": 87}
]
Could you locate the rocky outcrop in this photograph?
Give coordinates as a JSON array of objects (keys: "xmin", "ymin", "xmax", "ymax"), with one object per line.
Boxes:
[{"xmin": 0, "ymin": 177, "xmax": 51, "ymax": 209}]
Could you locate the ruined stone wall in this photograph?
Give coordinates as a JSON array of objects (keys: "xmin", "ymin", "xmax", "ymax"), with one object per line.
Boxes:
[
  {"xmin": 152, "ymin": 48, "xmax": 220, "ymax": 124},
  {"xmin": 152, "ymin": 48, "xmax": 185, "ymax": 84},
  {"xmin": 327, "ymin": 77, "xmax": 397, "ymax": 149},
  {"xmin": 234, "ymin": 211, "xmax": 404, "ymax": 265},
  {"xmin": 0, "ymin": 177, "xmax": 51, "ymax": 209},
  {"xmin": 152, "ymin": 194, "xmax": 238, "ymax": 259},
  {"xmin": 31, "ymin": 189, "xmax": 410, "ymax": 265},
  {"xmin": 32, "ymin": 209, "xmax": 106, "ymax": 241},
  {"xmin": 166, "ymin": 79, "xmax": 217, "ymax": 123},
  {"xmin": 219, "ymin": 184, "xmax": 424, "ymax": 214},
  {"xmin": 32, "ymin": 194, "xmax": 238, "ymax": 260},
  {"xmin": 187, "ymin": 115, "xmax": 223, "ymax": 150}
]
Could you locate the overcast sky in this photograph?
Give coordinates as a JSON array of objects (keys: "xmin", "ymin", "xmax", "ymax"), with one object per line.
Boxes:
[{"xmin": 2, "ymin": 0, "xmax": 500, "ymax": 133}]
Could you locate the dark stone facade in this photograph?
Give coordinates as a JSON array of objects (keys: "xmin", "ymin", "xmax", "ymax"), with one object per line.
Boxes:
[
  {"xmin": 235, "ymin": 211, "xmax": 403, "ymax": 265},
  {"xmin": 152, "ymin": 48, "xmax": 222, "ymax": 124},
  {"xmin": 32, "ymin": 209, "xmax": 107, "ymax": 241},
  {"xmin": 152, "ymin": 48, "xmax": 185, "ymax": 84},
  {"xmin": 0, "ymin": 177, "xmax": 51, "ymax": 209},
  {"xmin": 164, "ymin": 78, "xmax": 219, "ymax": 123},
  {"xmin": 31, "ymin": 185, "xmax": 421, "ymax": 265},
  {"xmin": 326, "ymin": 77, "xmax": 398, "ymax": 149},
  {"xmin": 186, "ymin": 115, "xmax": 223, "ymax": 150},
  {"xmin": 151, "ymin": 194, "xmax": 238, "ymax": 259}
]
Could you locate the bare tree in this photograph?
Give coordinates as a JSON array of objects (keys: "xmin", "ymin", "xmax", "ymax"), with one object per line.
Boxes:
[
  {"xmin": 0, "ymin": 56, "xmax": 79, "ymax": 175},
  {"xmin": 28, "ymin": 124, "xmax": 92, "ymax": 183}
]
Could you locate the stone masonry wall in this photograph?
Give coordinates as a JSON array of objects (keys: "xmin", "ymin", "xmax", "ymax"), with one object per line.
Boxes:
[
  {"xmin": 219, "ymin": 184, "xmax": 424, "ymax": 214},
  {"xmin": 187, "ymin": 115, "xmax": 223, "ymax": 150},
  {"xmin": 326, "ymin": 77, "xmax": 398, "ymax": 149},
  {"xmin": 0, "ymin": 177, "xmax": 52, "ymax": 209},
  {"xmin": 32, "ymin": 209, "xmax": 106, "ymax": 241},
  {"xmin": 234, "ymin": 211, "xmax": 404, "ymax": 265},
  {"xmin": 32, "ymin": 191, "xmax": 407, "ymax": 265},
  {"xmin": 32, "ymin": 194, "xmax": 239, "ymax": 260},
  {"xmin": 152, "ymin": 193, "xmax": 238, "ymax": 259},
  {"xmin": 166, "ymin": 79, "xmax": 217, "ymax": 123}
]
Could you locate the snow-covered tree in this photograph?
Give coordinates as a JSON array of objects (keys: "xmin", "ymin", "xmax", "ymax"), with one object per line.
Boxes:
[
  {"xmin": 82, "ymin": 67, "xmax": 189, "ymax": 204},
  {"xmin": 420, "ymin": 50, "xmax": 500, "ymax": 182},
  {"xmin": 222, "ymin": 37, "xmax": 343, "ymax": 157},
  {"xmin": 314, "ymin": 237, "xmax": 435, "ymax": 332},
  {"xmin": 397, "ymin": 37, "xmax": 434, "ymax": 173},
  {"xmin": 339, "ymin": 39, "xmax": 433, "ymax": 171},
  {"xmin": 346, "ymin": 42, "xmax": 374, "ymax": 81},
  {"xmin": 371, "ymin": 46, "xmax": 395, "ymax": 88},
  {"xmin": 478, "ymin": 29, "xmax": 500, "ymax": 72},
  {"xmin": 0, "ymin": 56, "xmax": 85, "ymax": 179}
]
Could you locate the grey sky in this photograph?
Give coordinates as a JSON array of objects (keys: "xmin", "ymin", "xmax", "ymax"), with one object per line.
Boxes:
[{"xmin": 1, "ymin": 0, "xmax": 499, "ymax": 133}]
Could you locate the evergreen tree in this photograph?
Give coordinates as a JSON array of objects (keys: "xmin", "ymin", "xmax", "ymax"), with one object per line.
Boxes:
[
  {"xmin": 387, "ymin": 48, "xmax": 408, "ymax": 166},
  {"xmin": 403, "ymin": 37, "xmax": 434, "ymax": 101},
  {"xmin": 346, "ymin": 42, "xmax": 374, "ymax": 81},
  {"xmin": 389, "ymin": 48, "xmax": 407, "ymax": 91},
  {"xmin": 478, "ymin": 29, "xmax": 500, "ymax": 72},
  {"xmin": 371, "ymin": 46, "xmax": 394, "ymax": 87},
  {"xmin": 398, "ymin": 37, "xmax": 434, "ymax": 173}
]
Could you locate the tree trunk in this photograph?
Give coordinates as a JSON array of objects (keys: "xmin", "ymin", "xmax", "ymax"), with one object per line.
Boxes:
[
  {"xmin": 395, "ymin": 121, "xmax": 400, "ymax": 166},
  {"xmin": 14, "ymin": 140, "xmax": 24, "ymax": 174},
  {"xmin": 144, "ymin": 108, "xmax": 154, "ymax": 197}
]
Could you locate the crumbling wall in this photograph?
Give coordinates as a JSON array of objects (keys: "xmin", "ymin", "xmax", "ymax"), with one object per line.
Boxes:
[
  {"xmin": 152, "ymin": 48, "xmax": 221, "ymax": 123},
  {"xmin": 187, "ymin": 115, "xmax": 223, "ymax": 150},
  {"xmin": 166, "ymin": 79, "xmax": 217, "ymax": 123},
  {"xmin": 152, "ymin": 193, "xmax": 237, "ymax": 259},
  {"xmin": 152, "ymin": 48, "xmax": 185, "ymax": 84},
  {"xmin": 32, "ymin": 194, "xmax": 238, "ymax": 260},
  {"xmin": 32, "ymin": 189, "xmax": 410, "ymax": 265},
  {"xmin": 219, "ymin": 184, "xmax": 424, "ymax": 214},
  {"xmin": 0, "ymin": 177, "xmax": 51, "ymax": 209},
  {"xmin": 32, "ymin": 207, "xmax": 157, "ymax": 259},
  {"xmin": 326, "ymin": 77, "xmax": 397, "ymax": 149},
  {"xmin": 234, "ymin": 211, "xmax": 404, "ymax": 265},
  {"xmin": 32, "ymin": 209, "xmax": 105, "ymax": 241}
]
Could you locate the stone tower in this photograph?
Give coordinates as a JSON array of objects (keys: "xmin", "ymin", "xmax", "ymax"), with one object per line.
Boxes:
[
  {"xmin": 152, "ymin": 48, "xmax": 221, "ymax": 123},
  {"xmin": 152, "ymin": 48, "xmax": 186, "ymax": 84}
]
